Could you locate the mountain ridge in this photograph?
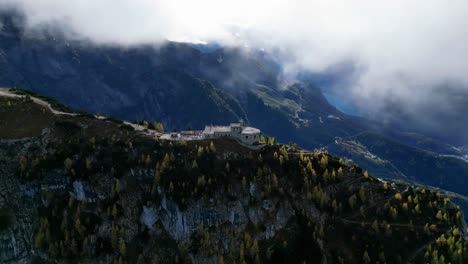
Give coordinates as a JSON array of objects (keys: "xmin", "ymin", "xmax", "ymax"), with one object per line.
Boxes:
[
  {"xmin": 1, "ymin": 89, "xmax": 467, "ymax": 263},
  {"xmin": 2, "ymin": 9, "xmax": 468, "ymax": 228}
]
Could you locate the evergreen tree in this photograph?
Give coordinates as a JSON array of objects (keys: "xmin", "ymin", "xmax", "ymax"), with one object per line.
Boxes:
[
  {"xmin": 372, "ymin": 220, "xmax": 379, "ymax": 233},
  {"xmin": 119, "ymin": 238, "xmax": 126, "ymax": 256},
  {"xmin": 358, "ymin": 186, "xmax": 366, "ymax": 202},
  {"xmin": 64, "ymin": 158, "xmax": 73, "ymax": 171},
  {"xmin": 111, "ymin": 223, "xmax": 118, "ymax": 249},
  {"xmin": 250, "ymin": 240, "xmax": 259, "ymax": 257},
  {"xmin": 394, "ymin": 192, "xmax": 403, "ymax": 200},
  {"xmin": 348, "ymin": 194, "xmax": 358, "ymax": 210},
  {"xmin": 260, "ymin": 135, "xmax": 266, "ymax": 143},
  {"xmin": 19, "ymin": 156, "xmax": 28, "ymax": 172},
  {"xmin": 112, "ymin": 204, "xmax": 118, "ymax": 218},
  {"xmin": 337, "ymin": 167, "xmax": 343, "ymax": 176},
  {"xmin": 320, "ymin": 155, "xmax": 328, "ymax": 167},
  {"xmin": 154, "ymin": 122, "xmax": 164, "ymax": 133},
  {"xmin": 209, "ymin": 141, "xmax": 216, "ymax": 152},
  {"xmin": 383, "ymin": 181, "xmax": 389, "ymax": 190},
  {"xmin": 197, "ymin": 146, "xmax": 204, "ymax": 156},
  {"xmin": 436, "ymin": 210, "xmax": 444, "ymax": 220},
  {"xmin": 362, "ymin": 250, "xmax": 371, "ymax": 264}
]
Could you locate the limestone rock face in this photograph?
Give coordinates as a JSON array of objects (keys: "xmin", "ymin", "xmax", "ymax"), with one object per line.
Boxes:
[
  {"xmin": 0, "ymin": 140, "xmax": 36, "ymax": 263},
  {"xmin": 0, "ymin": 133, "xmax": 319, "ymax": 263},
  {"xmin": 159, "ymin": 198, "xmax": 248, "ymax": 241},
  {"xmin": 1, "ymin": 92, "xmax": 468, "ymax": 263}
]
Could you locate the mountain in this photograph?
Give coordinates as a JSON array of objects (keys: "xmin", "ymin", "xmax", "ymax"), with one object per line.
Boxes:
[
  {"xmin": 1, "ymin": 89, "xmax": 467, "ymax": 263},
  {"xmin": 327, "ymin": 132, "xmax": 468, "ymax": 223},
  {"xmin": 0, "ymin": 9, "xmax": 369, "ymax": 142},
  {"xmin": 1, "ymin": 9, "xmax": 468, "ymax": 220},
  {"xmin": 328, "ymin": 132, "xmax": 468, "ymax": 195}
]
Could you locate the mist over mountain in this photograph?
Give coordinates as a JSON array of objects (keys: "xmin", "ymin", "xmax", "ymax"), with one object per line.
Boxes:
[
  {"xmin": 1, "ymin": 3, "xmax": 468, "ymax": 263},
  {"xmin": 1, "ymin": 8, "xmax": 468, "ymax": 198},
  {"xmin": 2, "ymin": 0, "xmax": 468, "ymax": 146}
]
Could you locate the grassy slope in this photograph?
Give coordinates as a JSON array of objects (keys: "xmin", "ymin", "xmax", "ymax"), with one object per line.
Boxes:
[{"xmin": 0, "ymin": 96, "xmax": 56, "ymax": 139}]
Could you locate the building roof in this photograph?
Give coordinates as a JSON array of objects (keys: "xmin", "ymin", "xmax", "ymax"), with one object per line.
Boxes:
[
  {"xmin": 203, "ymin": 124, "xmax": 261, "ymax": 135},
  {"xmin": 203, "ymin": 125, "xmax": 231, "ymax": 134},
  {"xmin": 241, "ymin": 127, "xmax": 261, "ymax": 135}
]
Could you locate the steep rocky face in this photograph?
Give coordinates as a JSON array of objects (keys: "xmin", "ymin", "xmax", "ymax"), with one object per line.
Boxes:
[
  {"xmin": 1, "ymin": 93, "xmax": 468, "ymax": 263},
  {"xmin": 0, "ymin": 139, "xmax": 38, "ymax": 262},
  {"xmin": 2, "ymin": 10, "xmax": 468, "ymax": 259}
]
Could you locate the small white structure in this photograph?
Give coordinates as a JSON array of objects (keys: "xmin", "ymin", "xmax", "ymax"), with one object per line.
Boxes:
[{"xmin": 203, "ymin": 121, "xmax": 261, "ymax": 145}]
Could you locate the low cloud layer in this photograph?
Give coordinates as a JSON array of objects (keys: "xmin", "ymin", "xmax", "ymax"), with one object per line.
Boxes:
[{"xmin": 2, "ymin": 0, "xmax": 468, "ymax": 143}]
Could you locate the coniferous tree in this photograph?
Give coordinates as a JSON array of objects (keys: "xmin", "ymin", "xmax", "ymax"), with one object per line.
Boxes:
[
  {"xmin": 19, "ymin": 156, "xmax": 28, "ymax": 173},
  {"xmin": 348, "ymin": 194, "xmax": 357, "ymax": 210},
  {"xmin": 64, "ymin": 158, "xmax": 73, "ymax": 171},
  {"xmin": 436, "ymin": 210, "xmax": 444, "ymax": 221},
  {"xmin": 209, "ymin": 141, "xmax": 216, "ymax": 152},
  {"xmin": 154, "ymin": 122, "xmax": 164, "ymax": 133},
  {"xmin": 112, "ymin": 204, "xmax": 118, "ymax": 218},
  {"xmin": 362, "ymin": 250, "xmax": 371, "ymax": 264},
  {"xmin": 119, "ymin": 238, "xmax": 126, "ymax": 256}
]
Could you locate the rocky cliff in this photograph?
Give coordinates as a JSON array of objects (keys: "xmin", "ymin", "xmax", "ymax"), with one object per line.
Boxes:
[
  {"xmin": 2, "ymin": 9, "xmax": 468, "ymax": 216},
  {"xmin": 0, "ymin": 90, "xmax": 467, "ymax": 263}
]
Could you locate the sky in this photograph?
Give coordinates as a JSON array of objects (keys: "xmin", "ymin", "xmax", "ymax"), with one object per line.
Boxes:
[{"xmin": 1, "ymin": 0, "xmax": 468, "ymax": 142}]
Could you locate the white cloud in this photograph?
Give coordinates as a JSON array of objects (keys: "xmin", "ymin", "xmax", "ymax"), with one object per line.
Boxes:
[{"xmin": 2, "ymin": 0, "xmax": 468, "ymax": 131}]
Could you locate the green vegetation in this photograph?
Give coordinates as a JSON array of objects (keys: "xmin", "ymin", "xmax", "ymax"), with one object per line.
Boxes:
[
  {"xmin": 134, "ymin": 120, "xmax": 164, "ymax": 132},
  {"xmin": 2, "ymin": 96, "xmax": 467, "ymax": 263},
  {"xmin": 154, "ymin": 122, "xmax": 164, "ymax": 133},
  {"xmin": 19, "ymin": 128, "xmax": 467, "ymax": 263},
  {"xmin": 347, "ymin": 132, "xmax": 468, "ymax": 197},
  {"xmin": 9, "ymin": 88, "xmax": 75, "ymax": 113},
  {"xmin": 253, "ymin": 84, "xmax": 301, "ymax": 112},
  {"xmin": 259, "ymin": 134, "xmax": 276, "ymax": 145},
  {"xmin": 330, "ymin": 133, "xmax": 468, "ymax": 200},
  {"xmin": 0, "ymin": 97, "xmax": 56, "ymax": 139},
  {"xmin": 103, "ymin": 115, "xmax": 124, "ymax": 125}
]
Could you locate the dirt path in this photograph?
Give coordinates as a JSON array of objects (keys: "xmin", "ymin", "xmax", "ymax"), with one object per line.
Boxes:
[
  {"xmin": 0, "ymin": 88, "xmax": 267, "ymax": 148},
  {"xmin": 0, "ymin": 88, "xmax": 77, "ymax": 116}
]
